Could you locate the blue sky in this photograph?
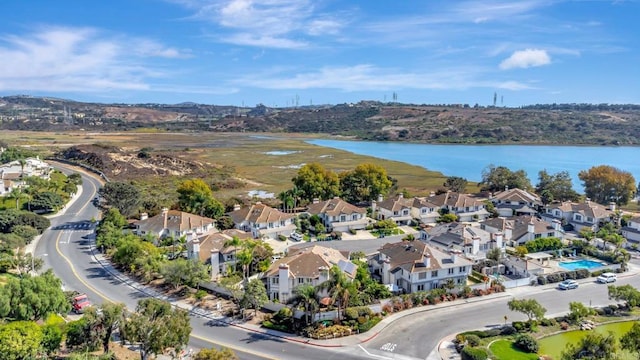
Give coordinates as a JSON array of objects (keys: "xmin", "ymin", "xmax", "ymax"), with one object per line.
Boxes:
[{"xmin": 0, "ymin": 0, "xmax": 638, "ymax": 106}]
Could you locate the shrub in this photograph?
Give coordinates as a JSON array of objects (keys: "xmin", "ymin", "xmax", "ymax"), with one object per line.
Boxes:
[
  {"xmin": 344, "ymin": 308, "xmax": 359, "ymax": 321},
  {"xmin": 514, "ymin": 334, "xmax": 539, "ymax": 353},
  {"xmin": 575, "ymin": 268, "xmax": 590, "ymax": 279},
  {"xmin": 500, "ymin": 325, "xmax": 517, "ymax": 335},
  {"xmin": 565, "ymin": 270, "xmax": 577, "ymax": 280},
  {"xmin": 465, "ymin": 335, "xmax": 481, "ymax": 347},
  {"xmin": 277, "ymin": 235, "xmax": 287, "ymax": 241},
  {"xmin": 537, "ymin": 275, "xmax": 548, "ymax": 285},
  {"xmin": 309, "ymin": 325, "xmax": 352, "ymax": 338},
  {"xmin": 349, "ymin": 228, "xmax": 357, "ymax": 235},
  {"xmin": 539, "ymin": 318, "xmax": 556, "ymax": 327},
  {"xmin": 512, "ymin": 321, "xmax": 527, "ymax": 332},
  {"xmin": 194, "ymin": 289, "xmax": 207, "ymax": 301},
  {"xmin": 381, "ymin": 304, "xmax": 393, "ymax": 314},
  {"xmin": 560, "ymin": 321, "xmax": 569, "ymax": 330},
  {"xmin": 546, "ymin": 273, "xmax": 563, "ymax": 283},
  {"xmin": 461, "ymin": 346, "xmax": 488, "ymax": 360}
]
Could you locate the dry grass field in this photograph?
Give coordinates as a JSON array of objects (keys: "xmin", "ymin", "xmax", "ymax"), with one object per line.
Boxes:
[{"xmin": 2, "ymin": 131, "xmax": 468, "ymax": 199}]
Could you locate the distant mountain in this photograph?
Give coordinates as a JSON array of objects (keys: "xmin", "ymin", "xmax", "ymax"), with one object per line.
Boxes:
[{"xmin": 1, "ymin": 96, "xmax": 640, "ymax": 145}]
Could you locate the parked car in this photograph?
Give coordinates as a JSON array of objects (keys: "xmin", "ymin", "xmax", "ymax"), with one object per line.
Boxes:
[
  {"xmin": 597, "ymin": 272, "xmax": 617, "ymax": 283},
  {"xmin": 558, "ymin": 279, "xmax": 579, "ymax": 290},
  {"xmin": 72, "ymin": 293, "xmax": 92, "ymax": 314},
  {"xmin": 290, "ymin": 232, "xmax": 303, "ymax": 241}
]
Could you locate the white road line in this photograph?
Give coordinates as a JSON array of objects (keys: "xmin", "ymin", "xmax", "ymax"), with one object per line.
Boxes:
[{"xmin": 358, "ymin": 345, "xmax": 393, "ymax": 360}]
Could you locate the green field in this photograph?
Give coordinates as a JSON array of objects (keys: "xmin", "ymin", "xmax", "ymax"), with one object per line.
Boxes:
[
  {"xmin": 489, "ymin": 340, "xmax": 539, "ymax": 360},
  {"xmin": 538, "ymin": 321, "xmax": 638, "ymax": 360}
]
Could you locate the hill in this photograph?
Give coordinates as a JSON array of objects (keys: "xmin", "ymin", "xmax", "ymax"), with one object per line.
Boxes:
[{"xmin": 2, "ymin": 96, "xmax": 640, "ymax": 145}]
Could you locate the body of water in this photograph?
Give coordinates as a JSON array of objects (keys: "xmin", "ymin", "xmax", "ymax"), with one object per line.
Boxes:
[{"xmin": 307, "ymin": 139, "xmax": 640, "ymax": 191}]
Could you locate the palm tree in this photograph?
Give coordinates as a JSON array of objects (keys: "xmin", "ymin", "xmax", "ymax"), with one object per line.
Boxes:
[
  {"xmin": 223, "ymin": 236, "xmax": 243, "ymax": 273},
  {"xmin": 318, "ymin": 266, "xmax": 354, "ymax": 321},
  {"xmin": 277, "ymin": 191, "xmax": 294, "ymax": 213},
  {"xmin": 8, "ymin": 187, "xmax": 27, "ymax": 209},
  {"xmin": 288, "ymin": 284, "xmax": 319, "ymax": 326}
]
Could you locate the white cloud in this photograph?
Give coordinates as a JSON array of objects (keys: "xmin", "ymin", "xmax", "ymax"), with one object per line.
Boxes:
[
  {"xmin": 499, "ymin": 49, "xmax": 551, "ymax": 69},
  {"xmin": 0, "ymin": 26, "xmax": 187, "ymax": 93}
]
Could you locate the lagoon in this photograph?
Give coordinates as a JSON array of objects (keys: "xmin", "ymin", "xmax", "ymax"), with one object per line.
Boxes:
[{"xmin": 307, "ymin": 139, "xmax": 640, "ymax": 190}]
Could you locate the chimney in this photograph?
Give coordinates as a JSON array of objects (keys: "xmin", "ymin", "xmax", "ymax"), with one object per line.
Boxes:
[
  {"xmin": 378, "ymin": 194, "xmax": 384, "ymax": 202},
  {"xmin": 450, "ymin": 250, "xmax": 458, "ymax": 263},
  {"xmin": 472, "ymin": 237, "xmax": 480, "ymax": 255},
  {"xmin": 162, "ymin": 207, "xmax": 169, "ymax": 229},
  {"xmin": 494, "ymin": 231, "xmax": 503, "ymax": 249},
  {"xmin": 278, "ymin": 264, "xmax": 290, "ymax": 301},
  {"xmin": 609, "ymin": 202, "xmax": 616, "ymax": 211},
  {"xmin": 505, "ymin": 185, "xmax": 509, "ymax": 191},
  {"xmin": 318, "ymin": 266, "xmax": 329, "ymax": 283},
  {"xmin": 233, "ymin": 203, "xmax": 241, "ymax": 211},
  {"xmin": 210, "ymin": 249, "xmax": 220, "ymax": 280},
  {"xmin": 505, "ymin": 224, "xmax": 513, "ymax": 242},
  {"xmin": 423, "ymin": 254, "xmax": 431, "ymax": 268},
  {"xmin": 398, "ymin": 193, "xmax": 403, "ymax": 199},
  {"xmin": 140, "ymin": 212, "xmax": 148, "ymax": 221},
  {"xmin": 429, "ymin": 191, "xmax": 435, "ymax": 197},
  {"xmin": 527, "ymin": 218, "xmax": 535, "ymax": 235},
  {"xmin": 312, "ymin": 198, "xmax": 319, "ymax": 204},
  {"xmin": 552, "ymin": 219, "xmax": 562, "ymax": 231},
  {"xmin": 371, "ymin": 200, "xmax": 377, "ymax": 213},
  {"xmin": 585, "ymin": 198, "xmax": 591, "ymax": 205},
  {"xmin": 382, "ymin": 259, "xmax": 391, "ymax": 284},
  {"xmin": 191, "ymin": 238, "xmax": 200, "ymax": 260}
]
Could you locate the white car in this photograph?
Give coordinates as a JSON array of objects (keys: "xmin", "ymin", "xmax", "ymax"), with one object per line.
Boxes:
[
  {"xmin": 290, "ymin": 232, "xmax": 303, "ymax": 241},
  {"xmin": 558, "ymin": 279, "xmax": 579, "ymax": 290},
  {"xmin": 597, "ymin": 272, "xmax": 617, "ymax": 283}
]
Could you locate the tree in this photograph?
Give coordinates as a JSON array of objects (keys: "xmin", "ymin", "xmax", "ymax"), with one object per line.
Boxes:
[
  {"xmin": 620, "ymin": 322, "xmax": 640, "ymax": 358},
  {"xmin": 41, "ymin": 314, "xmax": 65, "ymax": 356},
  {"xmin": 480, "ymin": 165, "xmax": 532, "ymax": 193},
  {"xmin": 318, "ymin": 266, "xmax": 355, "ymax": 320},
  {"xmin": 568, "ymin": 301, "xmax": 595, "ymax": 323},
  {"xmin": 177, "ymin": 179, "xmax": 224, "ymax": 218},
  {"xmin": 0, "ymin": 321, "xmax": 43, "ymax": 359},
  {"xmin": 507, "ymin": 298, "xmax": 546, "ymax": 321},
  {"xmin": 30, "ymin": 191, "xmax": 64, "ymax": 212},
  {"xmin": 443, "ymin": 176, "xmax": 468, "ymax": 193},
  {"xmin": 608, "ymin": 284, "xmax": 640, "ymax": 308},
  {"xmin": 65, "ymin": 317, "xmax": 102, "ymax": 352},
  {"xmin": 85, "ymin": 302, "xmax": 126, "ymax": 353},
  {"xmin": 216, "ymin": 215, "xmax": 236, "ymax": 230},
  {"xmin": 561, "ymin": 331, "xmax": 618, "ymax": 360},
  {"xmin": 339, "ymin": 163, "xmax": 393, "ymax": 203},
  {"xmin": 160, "ymin": 259, "xmax": 208, "ymax": 289},
  {"xmin": 223, "ymin": 236, "xmax": 243, "ymax": 275},
  {"xmin": 11, "ymin": 224, "xmax": 39, "ymax": 244},
  {"xmin": 122, "ymin": 298, "xmax": 191, "ymax": 360},
  {"xmin": 486, "ymin": 248, "xmax": 502, "ymax": 262},
  {"xmin": 437, "ymin": 213, "xmax": 458, "ymax": 223},
  {"xmin": 288, "ymin": 284, "xmax": 319, "ymax": 326},
  {"xmin": 11, "ymin": 251, "xmax": 44, "ymax": 276},
  {"xmin": 536, "ymin": 170, "xmax": 580, "ymax": 203},
  {"xmin": 242, "ymin": 278, "xmax": 268, "ymax": 316},
  {"xmin": 98, "ymin": 181, "xmax": 141, "ymax": 217},
  {"xmin": 7, "ymin": 187, "xmax": 28, "ymax": 210},
  {"xmin": 0, "ymin": 270, "xmax": 70, "ymax": 321},
  {"xmin": 195, "ymin": 348, "xmax": 239, "ymax": 360},
  {"xmin": 579, "ymin": 165, "xmax": 637, "ymax": 205},
  {"xmin": 292, "ymin": 163, "xmax": 340, "ymax": 202}
]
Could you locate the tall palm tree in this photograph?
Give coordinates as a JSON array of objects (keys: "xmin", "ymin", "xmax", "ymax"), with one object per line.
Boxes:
[
  {"xmin": 318, "ymin": 266, "xmax": 354, "ymax": 321},
  {"xmin": 288, "ymin": 284, "xmax": 319, "ymax": 326},
  {"xmin": 8, "ymin": 187, "xmax": 27, "ymax": 210}
]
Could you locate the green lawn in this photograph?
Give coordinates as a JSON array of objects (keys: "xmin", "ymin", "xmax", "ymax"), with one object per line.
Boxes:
[
  {"xmin": 370, "ymin": 228, "xmax": 404, "ymax": 237},
  {"xmin": 489, "ymin": 340, "xmax": 539, "ymax": 360}
]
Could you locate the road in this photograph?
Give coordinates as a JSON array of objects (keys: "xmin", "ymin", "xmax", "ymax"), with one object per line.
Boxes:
[
  {"xmin": 36, "ymin": 163, "xmax": 640, "ymax": 360},
  {"xmin": 36, "ymin": 164, "xmax": 367, "ymax": 360}
]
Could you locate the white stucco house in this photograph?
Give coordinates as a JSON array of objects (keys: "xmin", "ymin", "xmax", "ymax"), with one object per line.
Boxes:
[
  {"xmin": 490, "ymin": 187, "xmax": 542, "ymax": 217},
  {"xmin": 541, "ymin": 200, "xmax": 614, "ymax": 232},
  {"xmin": 426, "ymin": 191, "xmax": 490, "ymax": 222},
  {"xmin": 133, "ymin": 208, "xmax": 217, "ymax": 240},
  {"xmin": 227, "ymin": 202, "xmax": 297, "ymax": 239},
  {"xmin": 305, "ymin": 197, "xmax": 369, "ymax": 232}
]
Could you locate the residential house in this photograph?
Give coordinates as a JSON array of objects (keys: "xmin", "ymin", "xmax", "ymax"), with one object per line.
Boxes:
[
  {"xmin": 186, "ymin": 229, "xmax": 253, "ymax": 280},
  {"xmin": 369, "ymin": 241, "xmax": 472, "ymax": 293},
  {"xmin": 305, "ymin": 197, "xmax": 369, "ymax": 232},
  {"xmin": 622, "ymin": 216, "xmax": 640, "ymax": 246},
  {"xmin": 373, "ymin": 194, "xmax": 413, "ymax": 225},
  {"xmin": 410, "ymin": 197, "xmax": 441, "ymax": 225},
  {"xmin": 490, "ymin": 188, "xmax": 542, "ymax": 217},
  {"xmin": 0, "ymin": 157, "xmax": 52, "ymax": 179},
  {"xmin": 481, "ymin": 215, "xmax": 564, "ymax": 247},
  {"xmin": 263, "ymin": 245, "xmax": 357, "ymax": 302},
  {"xmin": 541, "ymin": 200, "xmax": 614, "ymax": 232},
  {"xmin": 426, "ymin": 191, "xmax": 490, "ymax": 222},
  {"xmin": 227, "ymin": 202, "xmax": 296, "ymax": 239},
  {"xmin": 133, "ymin": 208, "xmax": 216, "ymax": 240},
  {"xmin": 423, "ymin": 222, "xmax": 500, "ymax": 261}
]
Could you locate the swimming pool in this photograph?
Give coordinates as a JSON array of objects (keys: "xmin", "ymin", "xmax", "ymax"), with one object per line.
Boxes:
[{"xmin": 558, "ymin": 259, "xmax": 605, "ymax": 271}]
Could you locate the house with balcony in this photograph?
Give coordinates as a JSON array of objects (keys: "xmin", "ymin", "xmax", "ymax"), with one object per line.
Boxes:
[
  {"xmin": 541, "ymin": 200, "xmax": 614, "ymax": 232},
  {"xmin": 410, "ymin": 197, "xmax": 441, "ymax": 225},
  {"xmin": 373, "ymin": 194, "xmax": 414, "ymax": 225},
  {"xmin": 481, "ymin": 215, "xmax": 564, "ymax": 247},
  {"xmin": 368, "ymin": 241, "xmax": 472, "ymax": 293},
  {"xmin": 305, "ymin": 197, "xmax": 369, "ymax": 232},
  {"xmin": 426, "ymin": 191, "xmax": 490, "ymax": 222},
  {"xmin": 133, "ymin": 208, "xmax": 216, "ymax": 241},
  {"xmin": 423, "ymin": 222, "xmax": 500, "ymax": 261},
  {"xmin": 490, "ymin": 188, "xmax": 542, "ymax": 217},
  {"xmin": 186, "ymin": 229, "xmax": 253, "ymax": 280},
  {"xmin": 227, "ymin": 202, "xmax": 297, "ymax": 239},
  {"xmin": 263, "ymin": 245, "xmax": 357, "ymax": 302}
]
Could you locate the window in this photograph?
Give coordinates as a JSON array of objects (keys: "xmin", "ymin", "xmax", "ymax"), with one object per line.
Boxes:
[
  {"xmin": 547, "ymin": 232, "xmax": 554, "ymax": 237},
  {"xmin": 269, "ymin": 222, "xmax": 274, "ymax": 228},
  {"xmin": 403, "ymin": 210, "xmax": 409, "ymax": 216},
  {"xmin": 419, "ymin": 272, "xmax": 426, "ymax": 280},
  {"xmin": 421, "ymin": 208, "xmax": 426, "ymax": 214},
  {"xmin": 272, "ymin": 278, "xmax": 279, "ymax": 284},
  {"xmin": 340, "ymin": 215, "xmax": 346, "ymax": 222},
  {"xmin": 586, "ymin": 217, "xmax": 593, "ymax": 223},
  {"xmin": 298, "ymin": 278, "xmax": 304, "ymax": 284},
  {"xmin": 417, "ymin": 284, "xmax": 425, "ymax": 291},
  {"xmin": 457, "ymin": 278, "xmax": 463, "ymax": 284},
  {"xmin": 393, "ymin": 211, "xmax": 399, "ymax": 215},
  {"xmin": 431, "ymin": 270, "xmax": 438, "ymax": 277},
  {"xmin": 459, "ymin": 266, "xmax": 466, "ymax": 272},
  {"xmin": 352, "ymin": 214, "xmax": 359, "ymax": 220},
  {"xmin": 448, "ymin": 268, "xmax": 454, "ymax": 274},
  {"xmin": 575, "ymin": 215, "xmax": 582, "ymax": 221},
  {"xmin": 280, "ymin": 221, "xmax": 285, "ymax": 226},
  {"xmin": 534, "ymin": 234, "xmax": 542, "ymax": 239}
]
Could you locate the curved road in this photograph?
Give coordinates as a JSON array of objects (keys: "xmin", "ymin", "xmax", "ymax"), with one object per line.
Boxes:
[{"xmin": 36, "ymin": 163, "xmax": 640, "ymax": 360}]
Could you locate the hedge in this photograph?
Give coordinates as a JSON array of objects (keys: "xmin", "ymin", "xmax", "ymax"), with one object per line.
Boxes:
[{"xmin": 461, "ymin": 346, "xmax": 488, "ymax": 360}]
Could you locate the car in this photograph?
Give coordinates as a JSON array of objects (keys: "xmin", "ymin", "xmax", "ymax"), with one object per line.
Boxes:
[
  {"xmin": 72, "ymin": 293, "xmax": 92, "ymax": 314},
  {"xmin": 290, "ymin": 232, "xmax": 303, "ymax": 241},
  {"xmin": 558, "ymin": 279, "xmax": 579, "ymax": 290},
  {"xmin": 597, "ymin": 272, "xmax": 617, "ymax": 283}
]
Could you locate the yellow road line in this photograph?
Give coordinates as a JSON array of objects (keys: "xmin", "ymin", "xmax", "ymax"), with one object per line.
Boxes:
[{"xmin": 54, "ymin": 229, "xmax": 276, "ymax": 359}]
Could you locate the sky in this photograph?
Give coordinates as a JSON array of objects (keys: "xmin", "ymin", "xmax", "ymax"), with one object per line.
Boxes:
[{"xmin": 0, "ymin": 0, "xmax": 638, "ymax": 107}]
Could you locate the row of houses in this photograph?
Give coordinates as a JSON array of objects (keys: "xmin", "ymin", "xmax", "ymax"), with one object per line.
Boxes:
[{"xmin": 0, "ymin": 157, "xmax": 52, "ymax": 196}]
